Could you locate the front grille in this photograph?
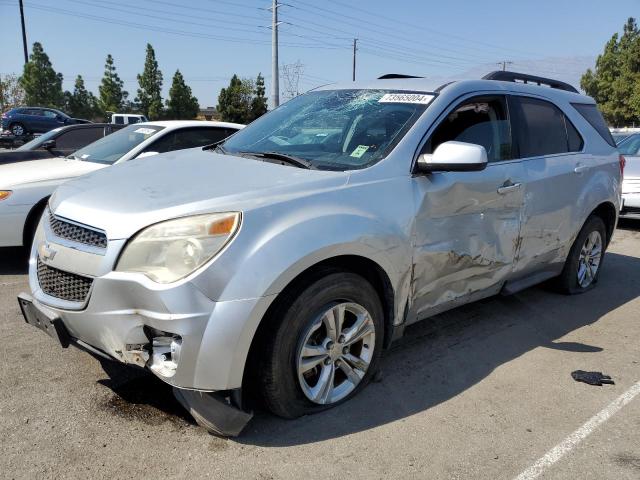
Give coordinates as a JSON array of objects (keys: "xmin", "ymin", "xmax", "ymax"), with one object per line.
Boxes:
[
  {"xmin": 49, "ymin": 213, "xmax": 107, "ymax": 249},
  {"xmin": 37, "ymin": 258, "xmax": 93, "ymax": 302}
]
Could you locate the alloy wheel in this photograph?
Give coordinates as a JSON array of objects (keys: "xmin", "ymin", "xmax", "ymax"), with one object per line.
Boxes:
[
  {"xmin": 296, "ymin": 302, "xmax": 376, "ymax": 405},
  {"xmin": 577, "ymin": 230, "xmax": 602, "ymax": 288}
]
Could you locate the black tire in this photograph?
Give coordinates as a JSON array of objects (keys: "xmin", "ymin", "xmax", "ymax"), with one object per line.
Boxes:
[
  {"xmin": 259, "ymin": 271, "xmax": 384, "ymax": 419},
  {"xmin": 10, "ymin": 122, "xmax": 26, "ymax": 136},
  {"xmin": 556, "ymin": 215, "xmax": 607, "ymax": 294}
]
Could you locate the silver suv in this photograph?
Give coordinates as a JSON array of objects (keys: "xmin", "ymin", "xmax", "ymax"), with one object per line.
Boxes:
[{"xmin": 20, "ymin": 71, "xmax": 622, "ymax": 436}]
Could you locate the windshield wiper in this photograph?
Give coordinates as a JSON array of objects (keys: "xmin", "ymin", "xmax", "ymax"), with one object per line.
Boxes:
[
  {"xmin": 243, "ymin": 151, "xmax": 316, "ymax": 170},
  {"xmin": 203, "ymin": 139, "xmax": 227, "ymax": 154}
]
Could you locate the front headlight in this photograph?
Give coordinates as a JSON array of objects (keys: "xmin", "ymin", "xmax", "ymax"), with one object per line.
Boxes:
[{"xmin": 116, "ymin": 212, "xmax": 241, "ymax": 283}]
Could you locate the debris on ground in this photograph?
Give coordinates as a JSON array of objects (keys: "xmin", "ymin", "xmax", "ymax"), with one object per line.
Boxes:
[{"xmin": 571, "ymin": 370, "xmax": 615, "ymax": 386}]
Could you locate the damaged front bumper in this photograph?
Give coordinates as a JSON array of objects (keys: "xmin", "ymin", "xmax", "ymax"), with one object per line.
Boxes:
[{"xmin": 18, "ymin": 290, "xmax": 255, "ymax": 436}]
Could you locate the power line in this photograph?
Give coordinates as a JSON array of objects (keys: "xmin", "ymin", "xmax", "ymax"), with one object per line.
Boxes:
[
  {"xmin": 1, "ymin": 0, "xmax": 343, "ymax": 50},
  {"xmin": 283, "ymin": 11, "xmax": 499, "ymax": 66},
  {"xmin": 323, "ymin": 0, "xmax": 543, "ymax": 58},
  {"xmin": 288, "ymin": 1, "xmax": 513, "ymax": 63}
]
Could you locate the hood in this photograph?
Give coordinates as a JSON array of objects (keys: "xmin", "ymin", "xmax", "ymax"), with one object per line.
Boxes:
[
  {"xmin": 51, "ymin": 148, "xmax": 348, "ymax": 239},
  {"xmin": 0, "ymin": 157, "xmax": 105, "ymax": 188},
  {"xmin": 0, "ymin": 149, "xmax": 55, "ymax": 165}
]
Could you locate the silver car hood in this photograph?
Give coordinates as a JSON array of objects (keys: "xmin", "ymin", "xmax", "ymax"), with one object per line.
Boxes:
[{"xmin": 51, "ymin": 148, "xmax": 348, "ymax": 239}]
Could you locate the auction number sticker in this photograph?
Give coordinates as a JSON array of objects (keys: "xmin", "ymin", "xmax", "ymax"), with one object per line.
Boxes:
[
  {"xmin": 379, "ymin": 93, "xmax": 435, "ymax": 104},
  {"xmin": 134, "ymin": 127, "xmax": 156, "ymax": 135}
]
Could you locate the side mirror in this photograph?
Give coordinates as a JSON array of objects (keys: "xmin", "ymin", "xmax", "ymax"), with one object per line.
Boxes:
[
  {"xmin": 416, "ymin": 141, "xmax": 488, "ymax": 173},
  {"xmin": 136, "ymin": 151, "xmax": 158, "ymax": 159},
  {"xmin": 41, "ymin": 139, "xmax": 56, "ymax": 150}
]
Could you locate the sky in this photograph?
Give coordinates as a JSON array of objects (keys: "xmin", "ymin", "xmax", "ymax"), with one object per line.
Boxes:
[{"xmin": 0, "ymin": 0, "xmax": 638, "ymax": 108}]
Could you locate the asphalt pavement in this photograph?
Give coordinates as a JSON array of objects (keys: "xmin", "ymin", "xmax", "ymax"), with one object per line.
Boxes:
[{"xmin": 1, "ymin": 222, "xmax": 639, "ymax": 479}]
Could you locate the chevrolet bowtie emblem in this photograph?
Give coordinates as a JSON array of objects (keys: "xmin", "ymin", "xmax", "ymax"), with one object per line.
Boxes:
[{"xmin": 39, "ymin": 242, "xmax": 57, "ymax": 261}]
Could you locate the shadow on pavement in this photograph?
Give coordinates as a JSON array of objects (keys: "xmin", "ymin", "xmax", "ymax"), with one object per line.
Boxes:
[
  {"xmin": 616, "ymin": 217, "xmax": 640, "ymax": 232},
  {"xmin": 0, "ymin": 247, "xmax": 29, "ymax": 275},
  {"xmin": 81, "ymin": 252, "xmax": 640, "ymax": 445},
  {"xmin": 98, "ymin": 360, "xmax": 196, "ymax": 426}
]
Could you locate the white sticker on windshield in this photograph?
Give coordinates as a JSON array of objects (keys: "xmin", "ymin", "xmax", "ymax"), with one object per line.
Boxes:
[
  {"xmin": 81, "ymin": 154, "xmax": 90, "ymax": 159},
  {"xmin": 379, "ymin": 93, "xmax": 435, "ymax": 104},
  {"xmin": 134, "ymin": 127, "xmax": 156, "ymax": 135}
]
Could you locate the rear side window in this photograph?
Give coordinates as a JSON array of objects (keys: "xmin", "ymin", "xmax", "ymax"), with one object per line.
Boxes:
[
  {"xmin": 512, "ymin": 97, "xmax": 571, "ymax": 157},
  {"xmin": 565, "ymin": 117, "xmax": 584, "ymax": 152},
  {"xmin": 571, "ymin": 103, "xmax": 616, "ymax": 147},
  {"xmin": 114, "ymin": 116, "xmax": 125, "ymax": 125},
  {"xmin": 147, "ymin": 127, "xmax": 235, "ymax": 154},
  {"xmin": 56, "ymin": 128, "xmax": 104, "ymax": 150}
]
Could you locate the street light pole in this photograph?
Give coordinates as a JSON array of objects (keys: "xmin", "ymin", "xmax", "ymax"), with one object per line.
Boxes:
[
  {"xmin": 19, "ymin": 0, "xmax": 29, "ymax": 64},
  {"xmin": 271, "ymin": 0, "xmax": 280, "ymax": 109},
  {"xmin": 352, "ymin": 38, "xmax": 357, "ymax": 81}
]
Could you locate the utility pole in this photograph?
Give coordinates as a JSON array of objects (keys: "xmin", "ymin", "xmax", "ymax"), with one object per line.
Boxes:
[
  {"xmin": 352, "ymin": 38, "xmax": 357, "ymax": 81},
  {"xmin": 498, "ymin": 60, "xmax": 513, "ymax": 71},
  {"xmin": 19, "ymin": 0, "xmax": 28, "ymax": 64},
  {"xmin": 270, "ymin": 0, "xmax": 280, "ymax": 109}
]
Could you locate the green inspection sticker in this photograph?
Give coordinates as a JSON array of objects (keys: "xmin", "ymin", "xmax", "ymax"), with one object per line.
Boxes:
[{"xmin": 350, "ymin": 145, "xmax": 370, "ymax": 158}]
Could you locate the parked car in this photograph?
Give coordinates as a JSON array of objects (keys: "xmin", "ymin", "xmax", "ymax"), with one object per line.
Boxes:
[
  {"xmin": 0, "ymin": 123, "xmax": 124, "ymax": 165},
  {"xmin": 613, "ymin": 132, "xmax": 630, "ymax": 144},
  {"xmin": 18, "ymin": 72, "xmax": 621, "ymax": 436},
  {"xmin": 0, "ymin": 120, "xmax": 243, "ymax": 248},
  {"xmin": 618, "ymin": 133, "xmax": 640, "ymax": 216},
  {"xmin": 1, "ymin": 107, "xmax": 91, "ymax": 136},
  {"xmin": 110, "ymin": 113, "xmax": 148, "ymax": 125}
]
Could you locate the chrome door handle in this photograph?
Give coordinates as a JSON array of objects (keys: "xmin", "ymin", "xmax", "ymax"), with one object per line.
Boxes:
[
  {"xmin": 574, "ymin": 165, "xmax": 589, "ymax": 174},
  {"xmin": 497, "ymin": 182, "xmax": 522, "ymax": 195}
]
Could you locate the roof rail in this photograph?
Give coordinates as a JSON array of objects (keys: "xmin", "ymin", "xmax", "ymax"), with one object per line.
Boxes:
[
  {"xmin": 482, "ymin": 71, "xmax": 579, "ymax": 94},
  {"xmin": 377, "ymin": 74, "xmax": 424, "ymax": 80}
]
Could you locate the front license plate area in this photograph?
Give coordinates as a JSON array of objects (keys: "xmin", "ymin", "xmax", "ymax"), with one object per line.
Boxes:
[{"xmin": 18, "ymin": 295, "xmax": 71, "ymax": 348}]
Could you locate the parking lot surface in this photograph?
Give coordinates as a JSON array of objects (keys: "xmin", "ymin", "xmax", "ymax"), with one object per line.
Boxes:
[{"xmin": 1, "ymin": 223, "xmax": 639, "ymax": 479}]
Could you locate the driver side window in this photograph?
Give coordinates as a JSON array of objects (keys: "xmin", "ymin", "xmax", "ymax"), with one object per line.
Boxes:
[{"xmin": 422, "ymin": 95, "xmax": 513, "ymax": 162}]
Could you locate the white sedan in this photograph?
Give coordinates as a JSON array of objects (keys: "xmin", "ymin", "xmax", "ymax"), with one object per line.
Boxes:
[{"xmin": 0, "ymin": 120, "xmax": 244, "ymax": 248}]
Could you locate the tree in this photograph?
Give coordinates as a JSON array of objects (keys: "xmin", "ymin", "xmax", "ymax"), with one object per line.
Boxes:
[
  {"xmin": 250, "ymin": 73, "xmax": 268, "ymax": 121},
  {"xmin": 136, "ymin": 43, "xmax": 163, "ymax": 120},
  {"xmin": 581, "ymin": 17, "xmax": 640, "ymax": 126},
  {"xmin": 0, "ymin": 73, "xmax": 26, "ymax": 112},
  {"xmin": 19, "ymin": 42, "xmax": 64, "ymax": 108},
  {"xmin": 65, "ymin": 75, "xmax": 98, "ymax": 120},
  {"xmin": 166, "ymin": 70, "xmax": 199, "ymax": 119},
  {"xmin": 217, "ymin": 74, "xmax": 255, "ymax": 123},
  {"xmin": 99, "ymin": 54, "xmax": 128, "ymax": 116}
]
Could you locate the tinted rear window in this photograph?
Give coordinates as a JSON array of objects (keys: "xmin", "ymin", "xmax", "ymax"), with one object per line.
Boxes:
[
  {"xmin": 565, "ymin": 116, "xmax": 584, "ymax": 152},
  {"xmin": 571, "ymin": 103, "xmax": 615, "ymax": 147},
  {"xmin": 512, "ymin": 97, "xmax": 570, "ymax": 157}
]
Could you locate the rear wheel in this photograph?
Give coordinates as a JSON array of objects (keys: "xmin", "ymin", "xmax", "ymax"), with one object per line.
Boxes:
[
  {"xmin": 10, "ymin": 123, "xmax": 26, "ymax": 136},
  {"xmin": 556, "ymin": 216, "xmax": 607, "ymax": 294},
  {"xmin": 259, "ymin": 271, "xmax": 384, "ymax": 418}
]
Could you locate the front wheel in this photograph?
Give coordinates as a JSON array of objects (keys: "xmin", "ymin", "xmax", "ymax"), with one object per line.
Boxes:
[
  {"xmin": 556, "ymin": 216, "xmax": 607, "ymax": 294},
  {"xmin": 259, "ymin": 271, "xmax": 384, "ymax": 418}
]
